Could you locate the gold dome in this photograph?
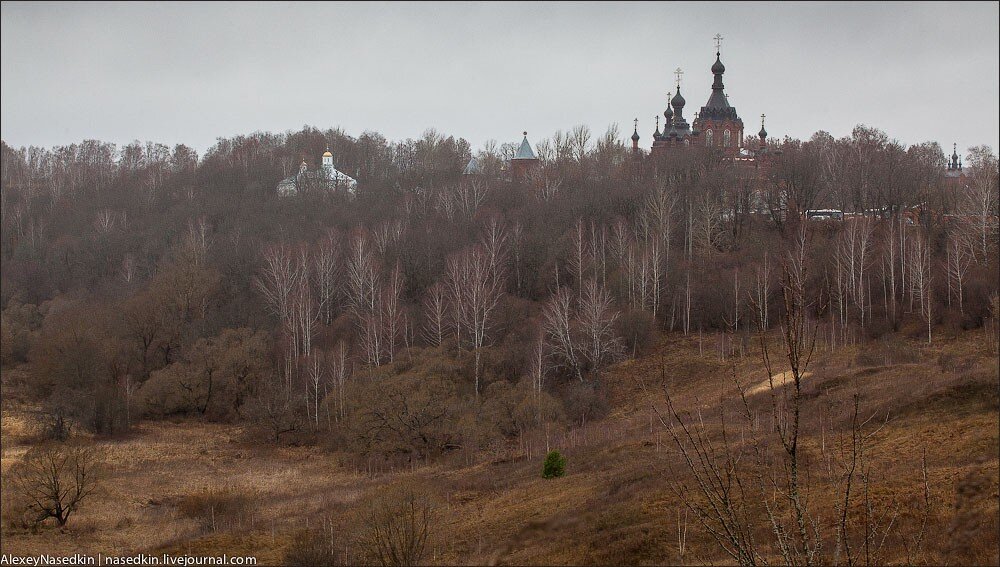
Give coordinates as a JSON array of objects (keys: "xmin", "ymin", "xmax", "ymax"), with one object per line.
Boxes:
[{"xmin": 322, "ymin": 150, "xmax": 333, "ymax": 157}]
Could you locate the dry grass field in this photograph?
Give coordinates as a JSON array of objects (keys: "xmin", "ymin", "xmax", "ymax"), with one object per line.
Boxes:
[{"xmin": 2, "ymin": 329, "xmax": 997, "ymax": 565}]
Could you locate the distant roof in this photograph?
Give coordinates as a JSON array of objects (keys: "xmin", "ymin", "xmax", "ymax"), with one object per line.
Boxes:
[
  {"xmin": 513, "ymin": 133, "xmax": 537, "ymax": 160},
  {"xmin": 463, "ymin": 157, "xmax": 481, "ymax": 174},
  {"xmin": 704, "ymin": 89, "xmax": 731, "ymax": 111}
]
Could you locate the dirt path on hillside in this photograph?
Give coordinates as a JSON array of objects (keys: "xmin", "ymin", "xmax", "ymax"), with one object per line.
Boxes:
[{"xmin": 747, "ymin": 370, "xmax": 813, "ymax": 396}]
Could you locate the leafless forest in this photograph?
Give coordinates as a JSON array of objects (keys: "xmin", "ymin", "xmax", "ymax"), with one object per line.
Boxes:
[{"xmin": 1, "ymin": 125, "xmax": 998, "ymax": 565}]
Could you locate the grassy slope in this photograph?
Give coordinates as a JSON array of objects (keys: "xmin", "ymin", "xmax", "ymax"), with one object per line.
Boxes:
[{"xmin": 1, "ymin": 329, "xmax": 997, "ymax": 565}]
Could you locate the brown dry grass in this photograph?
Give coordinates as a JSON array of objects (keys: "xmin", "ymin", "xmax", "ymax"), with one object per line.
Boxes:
[{"xmin": 1, "ymin": 329, "xmax": 997, "ymax": 565}]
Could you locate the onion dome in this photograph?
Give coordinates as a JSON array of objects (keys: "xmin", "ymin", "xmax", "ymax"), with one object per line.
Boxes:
[
  {"xmin": 702, "ymin": 49, "xmax": 735, "ymax": 117},
  {"xmin": 758, "ymin": 114, "xmax": 767, "ymax": 140},
  {"xmin": 711, "ymin": 53, "xmax": 725, "ymax": 75},
  {"xmin": 631, "ymin": 128, "xmax": 640, "ymax": 143},
  {"xmin": 671, "ymin": 87, "xmax": 686, "ymax": 109}
]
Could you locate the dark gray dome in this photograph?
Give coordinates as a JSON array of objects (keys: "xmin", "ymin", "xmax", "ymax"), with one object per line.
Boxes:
[
  {"xmin": 671, "ymin": 88, "xmax": 686, "ymax": 108},
  {"xmin": 711, "ymin": 54, "xmax": 725, "ymax": 74}
]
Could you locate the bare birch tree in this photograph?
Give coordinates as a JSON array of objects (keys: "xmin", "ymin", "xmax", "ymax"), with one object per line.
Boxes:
[
  {"xmin": 962, "ymin": 146, "xmax": 999, "ymax": 261},
  {"xmin": 446, "ymin": 246, "xmax": 504, "ymax": 398},
  {"xmin": 909, "ymin": 233, "xmax": 933, "ymax": 344},
  {"xmin": 947, "ymin": 232, "xmax": 971, "ymax": 315},
  {"xmin": 541, "ymin": 287, "xmax": 582, "ymax": 381},
  {"xmin": 578, "ymin": 279, "xmax": 621, "ymax": 376},
  {"xmin": 314, "ymin": 230, "xmax": 341, "ymax": 325},
  {"xmin": 421, "ymin": 282, "xmax": 450, "ymax": 347}
]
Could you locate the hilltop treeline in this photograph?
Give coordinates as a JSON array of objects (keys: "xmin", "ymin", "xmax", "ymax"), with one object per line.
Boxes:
[{"xmin": 1, "ymin": 124, "xmax": 997, "ymax": 457}]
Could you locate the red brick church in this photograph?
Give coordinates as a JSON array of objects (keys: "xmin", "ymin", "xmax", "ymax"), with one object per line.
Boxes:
[{"xmin": 631, "ymin": 36, "xmax": 769, "ymax": 161}]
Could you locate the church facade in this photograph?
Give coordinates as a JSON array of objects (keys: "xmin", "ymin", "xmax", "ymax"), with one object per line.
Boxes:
[
  {"xmin": 634, "ymin": 37, "xmax": 768, "ymax": 161},
  {"xmin": 277, "ymin": 148, "xmax": 357, "ymax": 197}
]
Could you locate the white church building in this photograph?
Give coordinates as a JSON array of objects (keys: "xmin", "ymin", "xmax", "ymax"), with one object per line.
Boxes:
[{"xmin": 277, "ymin": 148, "xmax": 357, "ymax": 197}]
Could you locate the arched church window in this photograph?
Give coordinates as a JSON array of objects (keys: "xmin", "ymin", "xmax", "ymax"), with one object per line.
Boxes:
[
  {"xmin": 705, "ymin": 129, "xmax": 714, "ymax": 146},
  {"xmin": 723, "ymin": 130, "xmax": 732, "ymax": 147}
]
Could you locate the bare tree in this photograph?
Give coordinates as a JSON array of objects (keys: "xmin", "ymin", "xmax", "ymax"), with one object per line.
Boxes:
[
  {"xmin": 329, "ymin": 340, "xmax": 349, "ymax": 423},
  {"xmin": 480, "ymin": 214, "xmax": 508, "ymax": 284},
  {"xmin": 346, "ymin": 230, "xmax": 380, "ymax": 320},
  {"xmin": 11, "ymin": 443, "xmax": 100, "ymax": 527},
  {"xmin": 373, "ymin": 219, "xmax": 405, "ymax": 258},
  {"xmin": 749, "ymin": 252, "xmax": 772, "ymax": 330},
  {"xmin": 529, "ymin": 168, "xmax": 563, "ymax": 202},
  {"xmin": 446, "ymin": 246, "xmax": 504, "ymax": 398},
  {"xmin": 759, "ymin": 225, "xmax": 823, "ymax": 564},
  {"xmin": 346, "ymin": 230, "xmax": 385, "ymax": 366},
  {"xmin": 291, "ymin": 247, "xmax": 324, "ymax": 359},
  {"xmin": 655, "ymin": 226, "xmax": 835, "ymax": 566},
  {"xmin": 362, "ymin": 488, "xmax": 432, "ymax": 567},
  {"xmin": 255, "ymin": 242, "xmax": 303, "ymax": 389},
  {"xmin": 382, "ymin": 262, "xmax": 406, "ymax": 363},
  {"xmin": 962, "ymin": 146, "xmax": 999, "ymax": 261},
  {"xmin": 909, "ymin": 233, "xmax": 933, "ymax": 344},
  {"xmin": 510, "ymin": 221, "xmax": 524, "ymax": 294},
  {"xmin": 541, "ymin": 287, "xmax": 582, "ymax": 381},
  {"xmin": 184, "ymin": 216, "xmax": 212, "ymax": 266},
  {"xmin": 577, "ymin": 279, "xmax": 621, "ymax": 376},
  {"xmin": 835, "ymin": 216, "xmax": 875, "ymax": 329},
  {"xmin": 455, "ymin": 178, "xmax": 489, "ymax": 220},
  {"xmin": 421, "ymin": 282, "xmax": 450, "ymax": 347},
  {"xmin": 568, "ymin": 219, "xmax": 588, "ymax": 298},
  {"xmin": 306, "ymin": 351, "xmax": 326, "ymax": 427},
  {"xmin": 314, "ymin": 230, "xmax": 341, "ymax": 325},
  {"xmin": 570, "ymin": 124, "xmax": 592, "ymax": 162},
  {"xmin": 528, "ymin": 330, "xmax": 548, "ymax": 396},
  {"xmin": 946, "ymin": 232, "xmax": 971, "ymax": 314},
  {"xmin": 94, "ymin": 209, "xmax": 116, "ymax": 234},
  {"xmin": 255, "ymin": 242, "xmax": 298, "ymax": 325}
]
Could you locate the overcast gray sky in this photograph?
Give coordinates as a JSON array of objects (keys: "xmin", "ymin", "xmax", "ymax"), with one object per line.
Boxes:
[{"xmin": 2, "ymin": 1, "xmax": 998, "ymax": 157}]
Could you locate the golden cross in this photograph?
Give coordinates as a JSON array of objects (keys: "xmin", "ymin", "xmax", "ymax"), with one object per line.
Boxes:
[
  {"xmin": 674, "ymin": 68, "xmax": 683, "ymax": 89},
  {"xmin": 714, "ymin": 34, "xmax": 724, "ymax": 53}
]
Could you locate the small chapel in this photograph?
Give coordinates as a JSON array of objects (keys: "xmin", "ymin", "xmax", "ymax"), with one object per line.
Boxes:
[{"xmin": 277, "ymin": 147, "xmax": 357, "ymax": 197}]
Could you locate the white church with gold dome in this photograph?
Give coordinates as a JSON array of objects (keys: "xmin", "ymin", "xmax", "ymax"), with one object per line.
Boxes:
[{"xmin": 277, "ymin": 148, "xmax": 357, "ymax": 197}]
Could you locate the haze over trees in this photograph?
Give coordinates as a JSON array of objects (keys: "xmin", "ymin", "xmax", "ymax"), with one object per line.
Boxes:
[
  {"xmin": 1, "ymin": 125, "xmax": 997, "ymax": 446},
  {"xmin": 0, "ymin": 124, "xmax": 997, "ymax": 561}
]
